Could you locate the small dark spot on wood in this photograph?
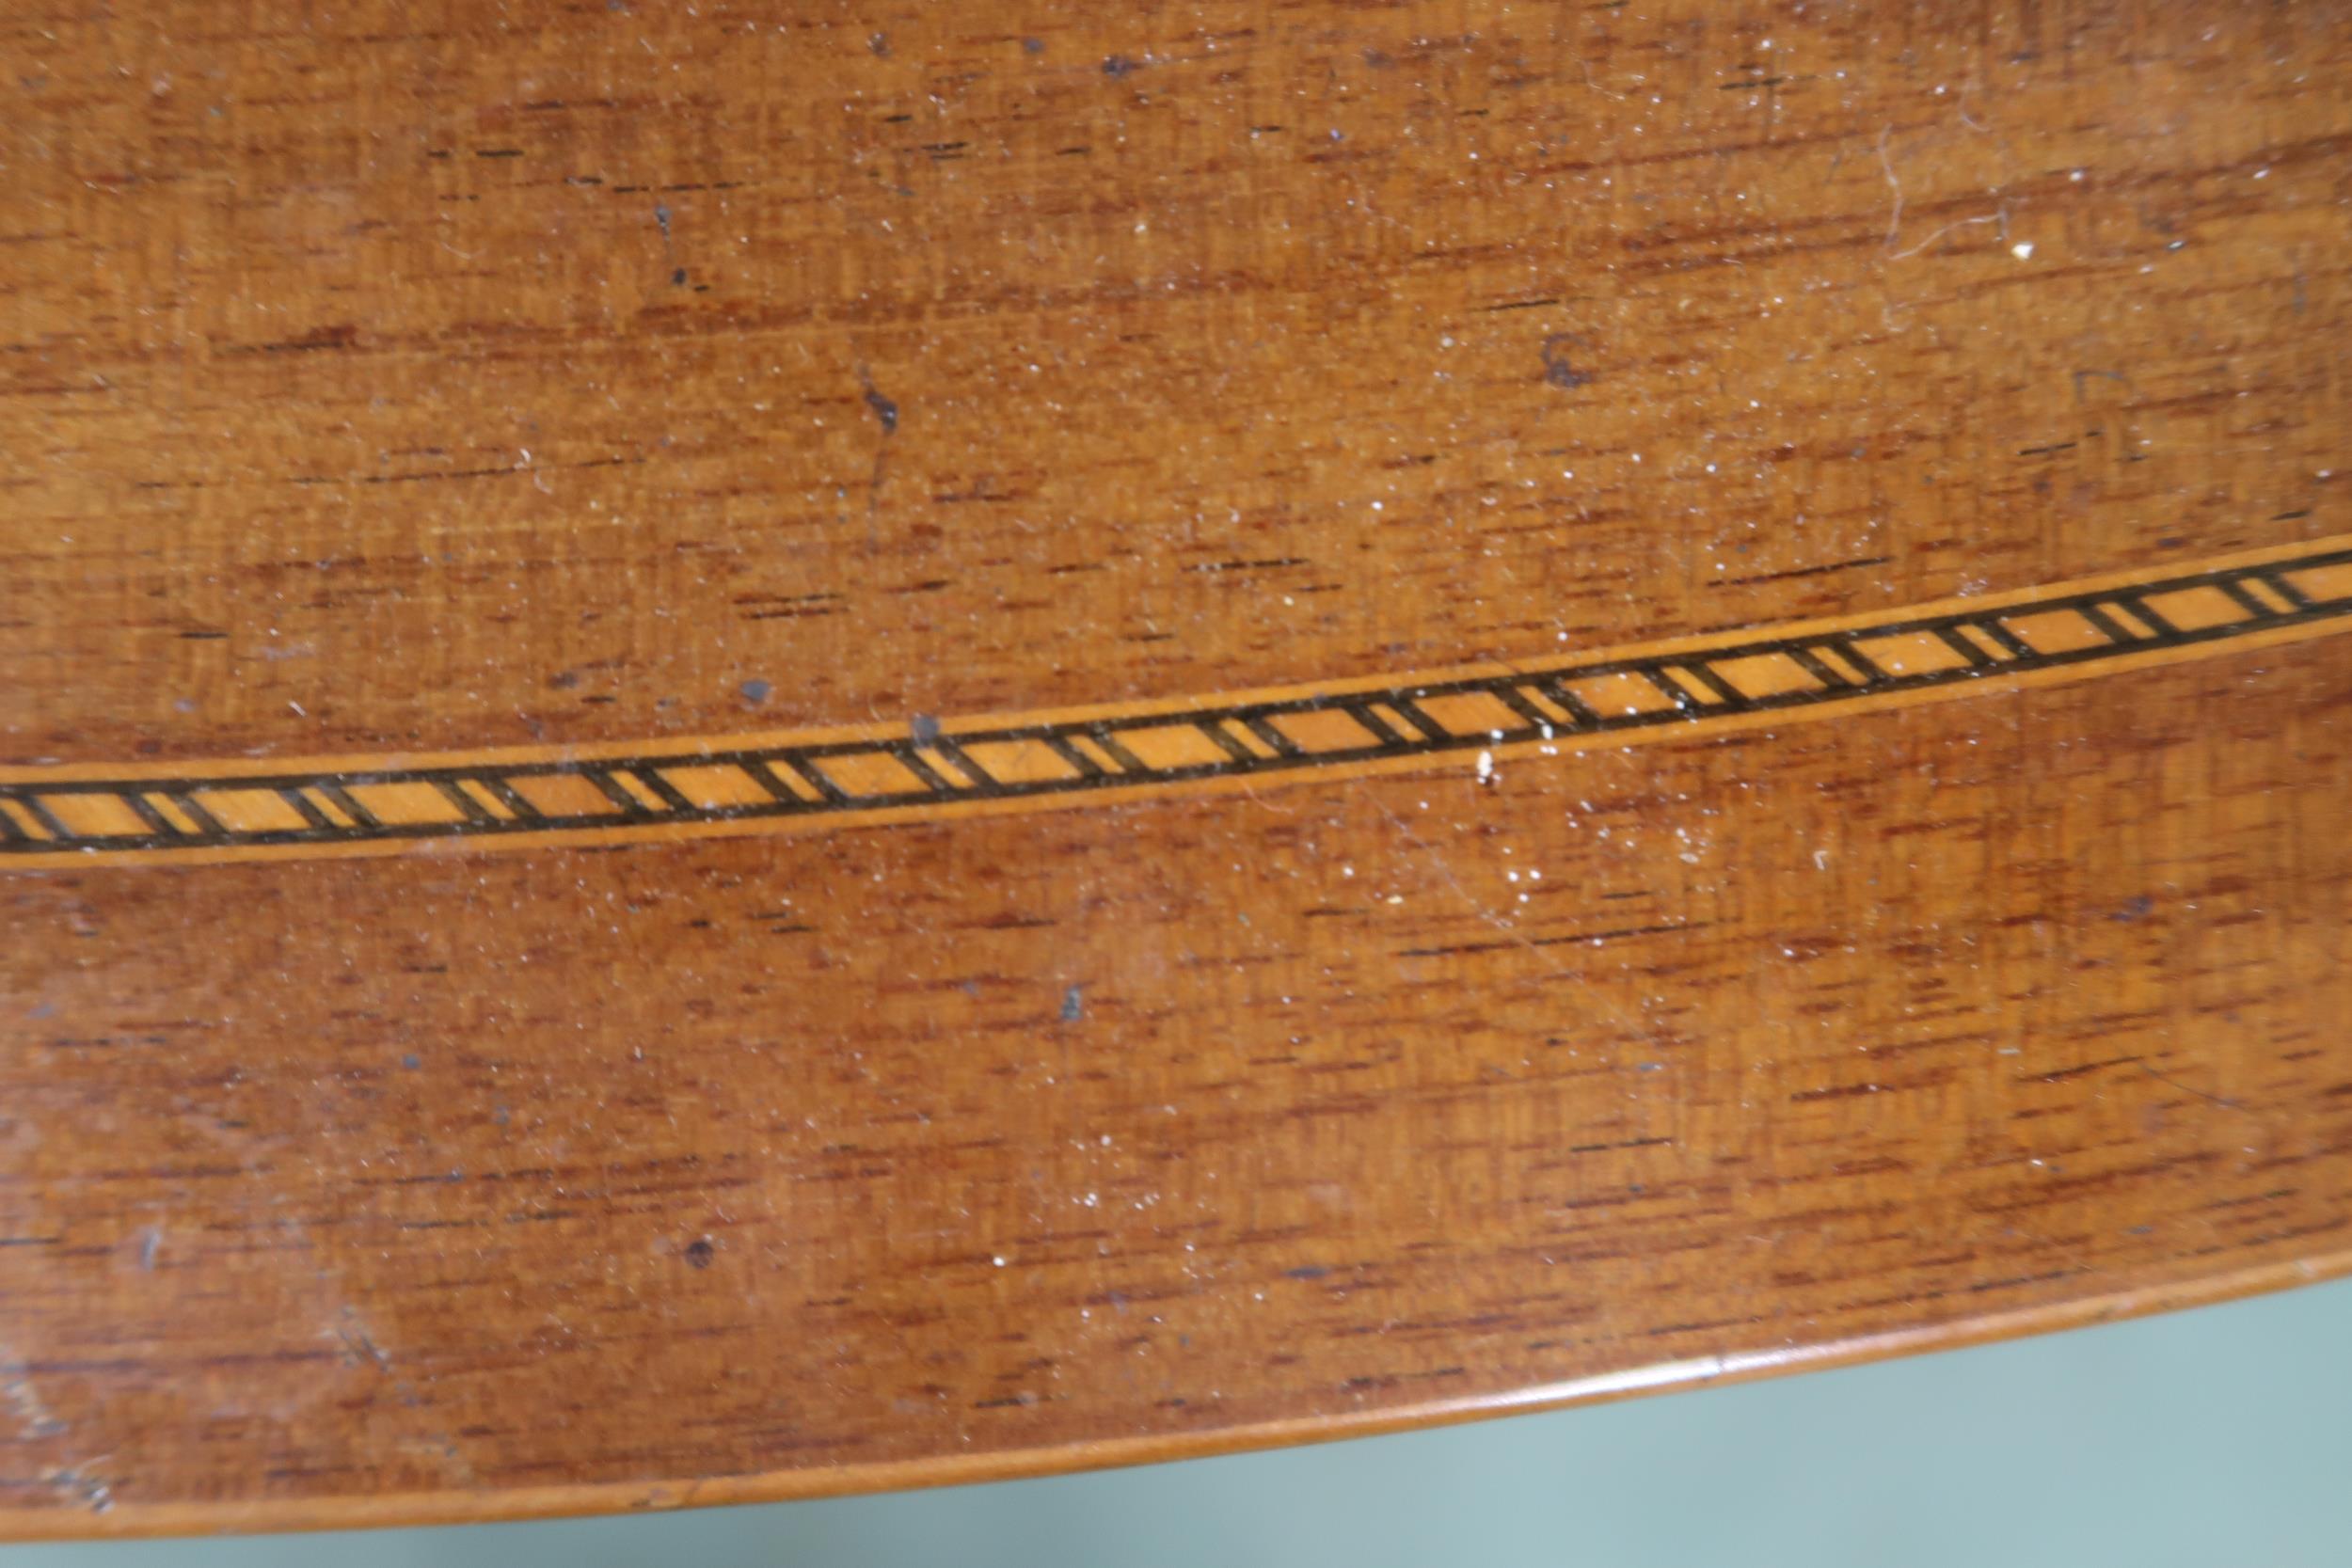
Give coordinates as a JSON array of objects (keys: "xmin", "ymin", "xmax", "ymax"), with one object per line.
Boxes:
[
  {"xmin": 2111, "ymin": 895, "xmax": 2154, "ymax": 922},
  {"xmin": 1022, "ymin": 37, "xmax": 1045, "ymax": 55},
  {"xmin": 910, "ymin": 713, "xmax": 941, "ymax": 744},
  {"xmin": 672, "ymin": 267, "xmax": 688, "ymax": 286},
  {"xmin": 740, "ymin": 677, "xmax": 772, "ymax": 705},
  {"xmin": 653, "ymin": 202, "xmax": 671, "ymax": 238},
  {"xmin": 1284, "ymin": 1265, "xmax": 1329, "ymax": 1280},
  {"xmin": 1060, "ymin": 984, "xmax": 1085, "ymax": 1022},
  {"xmin": 1102, "ymin": 55, "xmax": 1140, "ymax": 78},
  {"xmin": 1540, "ymin": 332, "xmax": 1591, "ymax": 389},
  {"xmin": 401, "ymin": 1053, "xmax": 421, "ymax": 1070},
  {"xmin": 1361, "ymin": 48, "xmax": 1394, "ymax": 69},
  {"xmin": 548, "ymin": 669, "xmax": 581, "ymax": 689},
  {"xmin": 860, "ymin": 372, "xmax": 898, "ymax": 436},
  {"xmin": 867, "ymin": 32, "xmax": 890, "ymax": 57},
  {"xmin": 684, "ymin": 1237, "xmax": 715, "ymax": 1269}
]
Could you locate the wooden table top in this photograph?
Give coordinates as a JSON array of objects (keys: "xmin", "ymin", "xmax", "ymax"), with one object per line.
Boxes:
[{"xmin": 4, "ymin": 0, "xmax": 2350, "ymax": 1537}]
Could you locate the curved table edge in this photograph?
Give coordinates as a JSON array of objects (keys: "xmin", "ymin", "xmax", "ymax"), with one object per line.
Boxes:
[{"xmin": 12, "ymin": 1245, "xmax": 2349, "ymax": 1542}]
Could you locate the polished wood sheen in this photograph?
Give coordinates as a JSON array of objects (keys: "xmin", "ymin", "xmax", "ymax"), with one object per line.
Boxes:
[{"xmin": 4, "ymin": 0, "xmax": 2350, "ymax": 1537}]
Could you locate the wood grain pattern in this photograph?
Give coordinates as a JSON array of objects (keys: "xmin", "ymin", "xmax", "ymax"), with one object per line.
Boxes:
[{"xmin": 4, "ymin": 0, "xmax": 2351, "ymax": 1537}]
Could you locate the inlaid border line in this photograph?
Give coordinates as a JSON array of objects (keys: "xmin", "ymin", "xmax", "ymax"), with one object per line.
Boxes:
[{"xmin": 5, "ymin": 538, "xmax": 2349, "ymax": 866}]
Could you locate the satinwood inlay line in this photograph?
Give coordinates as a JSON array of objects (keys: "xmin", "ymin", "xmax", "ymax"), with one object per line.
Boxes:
[{"xmin": 4, "ymin": 535, "xmax": 2346, "ymax": 867}]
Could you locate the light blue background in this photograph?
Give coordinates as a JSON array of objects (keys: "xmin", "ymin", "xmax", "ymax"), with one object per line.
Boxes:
[{"xmin": 11, "ymin": 1276, "xmax": 2348, "ymax": 1567}]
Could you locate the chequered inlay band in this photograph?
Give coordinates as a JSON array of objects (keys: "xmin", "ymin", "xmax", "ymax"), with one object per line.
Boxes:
[{"xmin": 5, "ymin": 539, "xmax": 2349, "ymax": 866}]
